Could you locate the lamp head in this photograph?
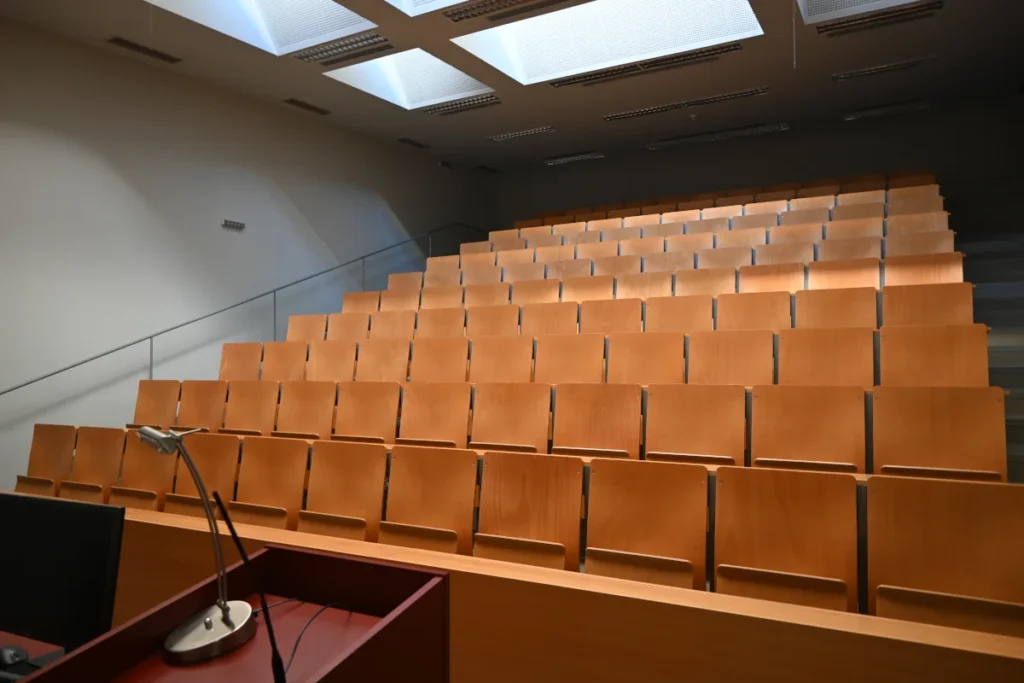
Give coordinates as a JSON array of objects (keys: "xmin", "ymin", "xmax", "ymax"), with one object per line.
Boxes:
[{"xmin": 137, "ymin": 426, "xmax": 180, "ymax": 455}]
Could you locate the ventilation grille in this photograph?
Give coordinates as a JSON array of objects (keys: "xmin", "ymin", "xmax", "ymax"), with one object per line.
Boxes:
[
  {"xmin": 290, "ymin": 32, "xmax": 393, "ymax": 67},
  {"xmin": 282, "ymin": 98, "xmax": 330, "ymax": 115},
  {"xmin": 490, "ymin": 126, "xmax": 555, "ymax": 142},
  {"xmin": 550, "ymin": 43, "xmax": 742, "ymax": 88},
  {"xmin": 419, "ymin": 93, "xmax": 501, "ymax": 115},
  {"xmin": 817, "ymin": 0, "xmax": 944, "ymax": 36},
  {"xmin": 604, "ymin": 87, "xmax": 768, "ymax": 122},
  {"xmin": 107, "ymin": 36, "xmax": 181, "ymax": 64},
  {"xmin": 843, "ymin": 100, "xmax": 929, "ymax": 121},
  {"xmin": 398, "ymin": 137, "xmax": 432, "ymax": 149},
  {"xmin": 544, "ymin": 151, "xmax": 605, "ymax": 166},
  {"xmin": 444, "ymin": 0, "xmax": 581, "ymax": 22},
  {"xmin": 647, "ymin": 122, "xmax": 790, "ymax": 150},
  {"xmin": 832, "ymin": 56, "xmax": 937, "ymax": 81}
]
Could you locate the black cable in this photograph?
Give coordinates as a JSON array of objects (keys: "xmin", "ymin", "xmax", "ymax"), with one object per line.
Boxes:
[
  {"xmin": 284, "ymin": 603, "xmax": 348, "ymax": 674},
  {"xmin": 212, "ymin": 491, "xmax": 287, "ymax": 683},
  {"xmin": 255, "ymin": 597, "xmax": 296, "ymax": 614}
]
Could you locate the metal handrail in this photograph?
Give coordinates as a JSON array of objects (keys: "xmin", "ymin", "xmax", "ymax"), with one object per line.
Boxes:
[{"xmin": 0, "ymin": 221, "xmax": 483, "ymax": 397}]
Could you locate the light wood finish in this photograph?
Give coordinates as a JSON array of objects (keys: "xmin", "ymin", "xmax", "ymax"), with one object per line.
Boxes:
[
  {"xmin": 286, "ymin": 314, "xmax": 327, "ymax": 342},
  {"xmin": 111, "ymin": 433, "xmax": 178, "ymax": 511},
  {"xmin": 580, "ymin": 298, "xmax": 642, "ymax": 334},
  {"xmin": 645, "ymin": 295, "xmax": 713, "ymax": 334},
  {"xmin": 601, "ymin": 227, "xmax": 642, "ymax": 243},
  {"xmin": 469, "ymin": 336, "xmax": 534, "ymax": 383},
  {"xmin": 825, "ymin": 218, "xmax": 884, "ymax": 240},
  {"xmin": 474, "ymin": 534, "xmax": 565, "ymax": 570},
  {"xmin": 697, "ymin": 246, "xmax": 752, "ymax": 270},
  {"xmin": 661, "ymin": 210, "xmax": 701, "ymax": 224},
  {"xmin": 733, "ymin": 214, "xmax": 779, "ymax": 231},
  {"xmin": 818, "ymin": 237, "xmax": 882, "ymax": 261},
  {"xmin": 416, "ymin": 307, "xmax": 466, "ymax": 338},
  {"xmin": 526, "ymin": 234, "xmax": 563, "ymax": 249},
  {"xmin": 641, "ymin": 222, "xmax": 685, "ymax": 238},
  {"xmin": 789, "ymin": 195, "xmax": 835, "ymax": 210},
  {"xmin": 739, "ymin": 263, "xmax": 806, "ymax": 293},
  {"xmin": 534, "ymin": 334, "xmax": 605, "ymax": 384},
  {"xmin": 231, "ymin": 436, "xmax": 308, "ymax": 530},
  {"xmin": 342, "ymin": 290, "xmax": 379, "ymax": 314},
  {"xmin": 808, "ymin": 258, "xmax": 881, "ymax": 290},
  {"xmin": 666, "ymin": 232, "xmax": 714, "ymax": 253},
  {"xmin": 879, "ymin": 323, "xmax": 988, "ymax": 387},
  {"xmin": 594, "ymin": 254, "xmax": 642, "ymax": 278},
  {"xmin": 840, "ymin": 178, "xmax": 886, "ymax": 193},
  {"xmin": 326, "ymin": 312, "xmax": 370, "ymax": 340},
  {"xmin": 867, "ymin": 475, "xmax": 1024, "ymax": 633},
  {"xmin": 464, "ymin": 283, "xmax": 511, "ymax": 307},
  {"xmin": 503, "ymin": 262, "xmax": 546, "ymax": 283},
  {"xmin": 769, "ymin": 223, "xmax": 822, "ymax": 244},
  {"xmin": 688, "ymin": 330, "xmax": 774, "ymax": 386},
  {"xmin": 606, "ymin": 332, "xmax": 684, "ymax": 385},
  {"xmin": 495, "ymin": 249, "xmax": 535, "ymax": 268},
  {"xmin": 678, "ymin": 199, "xmax": 715, "ymax": 210},
  {"xmin": 521, "ymin": 301, "xmax": 578, "ymax": 335},
  {"xmin": 369, "ymin": 310, "xmax": 417, "ymax": 339},
  {"xmin": 616, "ymin": 272, "xmax": 673, "ymax": 300},
  {"xmin": 548, "ymin": 259, "xmax": 593, "ymax": 280},
  {"xmin": 890, "ymin": 196, "xmax": 944, "ymax": 215},
  {"xmin": 562, "ymin": 275, "xmax": 614, "ymax": 302},
  {"xmin": 385, "ymin": 445, "xmax": 478, "ymax": 554},
  {"xmin": 462, "ymin": 265, "xmax": 503, "ymax": 286},
  {"xmin": 17, "ymin": 423, "xmax": 77, "ymax": 496},
  {"xmin": 755, "ymin": 243, "xmax": 814, "ymax": 266},
  {"xmin": 462, "ymin": 252, "xmax": 498, "ymax": 268},
  {"xmin": 460, "ymin": 241, "xmax": 492, "ymax": 255},
  {"xmin": 218, "ymin": 342, "xmax": 262, "ymax": 381},
  {"xmin": 625, "ymin": 213, "xmax": 663, "ymax": 225},
  {"xmin": 221, "ymin": 380, "xmax": 278, "ymax": 436},
  {"xmin": 833, "ymin": 203, "xmax": 885, "ymax": 222},
  {"xmin": 306, "ymin": 341, "xmax": 357, "ymax": 382},
  {"xmin": 131, "ymin": 379, "xmax": 180, "ymax": 428},
  {"xmin": 491, "ymin": 228, "xmax": 520, "ymax": 240},
  {"xmin": 889, "ymin": 182, "xmax": 940, "ymax": 198},
  {"xmin": 536, "ymin": 245, "xmax": 575, "ymax": 263},
  {"xmin": 744, "ymin": 200, "xmax": 789, "ymax": 216},
  {"xmin": 552, "ymin": 383, "xmax": 642, "ymax": 460},
  {"xmin": 493, "ymin": 238, "xmax": 528, "ymax": 252},
  {"xmin": 424, "ymin": 267, "xmax": 461, "ymax": 288},
  {"xmin": 795, "ymin": 288, "xmax": 877, "ymax": 329},
  {"xmin": 715, "ymin": 466, "xmax": 858, "ymax": 612},
  {"xmin": 260, "ymin": 341, "xmax": 308, "ymax": 382},
  {"xmin": 275, "ymin": 381, "xmax": 336, "ymax": 439},
  {"xmin": 619, "ymin": 236, "xmax": 665, "ymax": 256},
  {"xmin": 882, "ymin": 283, "xmax": 973, "ymax": 326},
  {"xmin": 753, "ymin": 191, "xmax": 795, "ymax": 202},
  {"xmin": 300, "ymin": 441, "xmax": 387, "ymax": 542},
  {"xmin": 716, "ymin": 227, "xmax": 767, "ymax": 249},
  {"xmin": 421, "ymin": 285, "xmax": 464, "ymax": 310},
  {"xmin": 608, "ymin": 207, "xmax": 641, "ymax": 218},
  {"xmin": 520, "ymin": 225, "xmax": 552, "ymax": 239},
  {"xmin": 576, "ymin": 212, "xmax": 607, "ymax": 222},
  {"xmin": 410, "ymin": 337, "xmax": 470, "ymax": 382},
  {"xmin": 387, "ymin": 271, "xmax": 423, "ymax": 291},
  {"xmin": 886, "ymin": 230, "xmax": 954, "ymax": 257},
  {"xmin": 703, "ymin": 205, "xmax": 743, "ymax": 219},
  {"xmin": 686, "ymin": 218, "xmax": 729, "ymax": 234},
  {"xmin": 587, "ymin": 459, "xmax": 706, "ymax": 589},
  {"xmin": 781, "ymin": 208, "xmax": 830, "ymax": 226},
  {"xmin": 646, "ymin": 384, "xmax": 745, "ymax": 466},
  {"xmin": 577, "ymin": 241, "xmax": 620, "ymax": 260},
  {"xmin": 355, "ymin": 338, "xmax": 410, "ymax": 382},
  {"xmin": 399, "ymin": 382, "xmax": 472, "ymax": 449},
  {"xmin": 797, "ymin": 185, "xmax": 839, "ymax": 198},
  {"xmin": 467, "ymin": 304, "xmax": 519, "ymax": 337},
  {"xmin": 778, "ymin": 328, "xmax": 874, "ymax": 389},
  {"xmin": 837, "ymin": 190, "xmax": 885, "ymax": 205},
  {"xmin": 674, "ymin": 268, "xmax": 737, "ymax": 296},
  {"xmin": 551, "ymin": 221, "xmax": 585, "ymax": 235},
  {"xmin": 565, "ymin": 231, "xmax": 601, "ymax": 246},
  {"xmin": 378, "ymin": 288, "xmax": 421, "ymax": 312},
  {"xmin": 718, "ymin": 291, "xmax": 792, "ymax": 332},
  {"xmin": 886, "ymin": 211, "xmax": 949, "ymax": 235},
  {"xmin": 884, "ymin": 253, "xmax": 963, "ymax": 286},
  {"xmin": 642, "ymin": 251, "xmax": 696, "ymax": 273},
  {"xmin": 173, "ymin": 432, "xmax": 241, "ymax": 506},
  {"xmin": 872, "ymin": 386, "xmax": 1006, "ymax": 480},
  {"xmin": 470, "ymin": 382, "xmax": 551, "ymax": 454},
  {"xmin": 334, "ymin": 381, "xmax": 400, "ymax": 444}
]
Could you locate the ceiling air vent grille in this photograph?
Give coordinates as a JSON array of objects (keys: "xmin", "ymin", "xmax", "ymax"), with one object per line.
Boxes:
[
  {"xmin": 843, "ymin": 100, "xmax": 929, "ymax": 121},
  {"xmin": 490, "ymin": 126, "xmax": 555, "ymax": 142},
  {"xmin": 420, "ymin": 94, "xmax": 501, "ymax": 115},
  {"xmin": 444, "ymin": 0, "xmax": 582, "ymax": 22},
  {"xmin": 832, "ymin": 55, "xmax": 937, "ymax": 81},
  {"xmin": 544, "ymin": 151, "xmax": 605, "ymax": 166},
  {"xmin": 107, "ymin": 36, "xmax": 181, "ymax": 64},
  {"xmin": 647, "ymin": 122, "xmax": 790, "ymax": 150},
  {"xmin": 817, "ymin": 1, "xmax": 944, "ymax": 36},
  {"xmin": 290, "ymin": 32, "xmax": 393, "ymax": 67},
  {"xmin": 604, "ymin": 87, "xmax": 768, "ymax": 122},
  {"xmin": 550, "ymin": 43, "xmax": 742, "ymax": 88},
  {"xmin": 282, "ymin": 98, "xmax": 330, "ymax": 115},
  {"xmin": 398, "ymin": 137, "xmax": 432, "ymax": 149}
]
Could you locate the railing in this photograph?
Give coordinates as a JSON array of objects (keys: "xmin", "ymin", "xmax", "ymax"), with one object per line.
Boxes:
[{"xmin": 0, "ymin": 221, "xmax": 484, "ymax": 397}]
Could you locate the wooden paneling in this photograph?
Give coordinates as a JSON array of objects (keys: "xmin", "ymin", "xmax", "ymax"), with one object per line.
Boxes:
[
  {"xmin": 879, "ymin": 324, "xmax": 988, "ymax": 387},
  {"xmin": 778, "ymin": 328, "xmax": 875, "ymax": 389}
]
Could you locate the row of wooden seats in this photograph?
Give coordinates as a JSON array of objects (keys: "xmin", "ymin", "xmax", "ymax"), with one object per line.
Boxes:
[
  {"xmin": 221, "ymin": 323, "xmax": 990, "ymax": 388},
  {"xmin": 299, "ymin": 284, "xmax": 975, "ymax": 341}
]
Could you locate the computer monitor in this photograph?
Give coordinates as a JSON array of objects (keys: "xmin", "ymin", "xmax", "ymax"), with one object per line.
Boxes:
[{"xmin": 0, "ymin": 493, "xmax": 124, "ymax": 653}]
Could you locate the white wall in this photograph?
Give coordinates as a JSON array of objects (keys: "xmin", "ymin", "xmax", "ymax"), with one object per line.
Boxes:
[{"xmin": 0, "ymin": 19, "xmax": 484, "ymax": 488}]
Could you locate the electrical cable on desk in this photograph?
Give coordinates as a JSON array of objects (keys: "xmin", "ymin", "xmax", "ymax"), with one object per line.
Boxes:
[
  {"xmin": 255, "ymin": 598, "xmax": 296, "ymax": 615},
  {"xmin": 285, "ymin": 604, "xmax": 350, "ymax": 674}
]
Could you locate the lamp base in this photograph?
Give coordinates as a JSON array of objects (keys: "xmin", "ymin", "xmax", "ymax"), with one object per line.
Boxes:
[{"xmin": 163, "ymin": 600, "xmax": 257, "ymax": 666}]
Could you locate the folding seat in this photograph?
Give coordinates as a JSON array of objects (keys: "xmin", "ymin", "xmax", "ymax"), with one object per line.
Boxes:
[
  {"xmin": 872, "ymin": 386, "xmax": 1006, "ymax": 480},
  {"xmin": 333, "ymin": 382, "xmax": 401, "ymax": 444},
  {"xmin": 719, "ymin": 195, "xmax": 754, "ymax": 206},
  {"xmin": 885, "ymin": 230, "xmax": 954, "ymax": 257},
  {"xmin": 460, "ymin": 241, "xmax": 492, "ymax": 255},
  {"xmin": 420, "ymin": 285, "xmax": 464, "ymax": 310},
  {"xmin": 466, "ymin": 304, "xmax": 519, "ymax": 337},
  {"xmin": 562, "ymin": 275, "xmax": 614, "ymax": 303},
  {"xmin": 666, "ymin": 233, "xmax": 714, "ymax": 255},
  {"xmin": 677, "ymin": 199, "xmax": 714, "ymax": 210},
  {"xmin": 221, "ymin": 381, "xmax": 279, "ymax": 436},
  {"xmin": 781, "ymin": 207, "xmax": 830, "ymax": 226},
  {"xmin": 616, "ymin": 272, "xmax": 673, "ymax": 300},
  {"xmin": 626, "ymin": 212, "xmax": 665, "ymax": 225},
  {"xmin": 461, "ymin": 283, "xmax": 508, "ymax": 308},
  {"xmin": 884, "ymin": 253, "xmax": 962, "ymax": 286},
  {"xmin": 645, "ymin": 385, "xmax": 745, "ymax": 466},
  {"xmin": 387, "ymin": 272, "xmax": 423, "ymax": 291},
  {"xmin": 469, "ymin": 383, "xmax": 551, "ymax": 454},
  {"xmin": 685, "ymin": 218, "xmax": 729, "ymax": 235},
  {"xmin": 379, "ymin": 445, "xmax": 480, "ymax": 554},
  {"xmin": 519, "ymin": 225, "xmax": 552, "ymax": 240},
  {"xmin": 642, "ymin": 252, "xmax": 696, "ymax": 273},
  {"xmin": 867, "ymin": 476, "xmax": 1024, "ymax": 637},
  {"xmin": 832, "ymin": 203, "xmax": 885, "ymax": 222},
  {"xmin": 526, "ymin": 234, "xmax": 563, "ymax": 249},
  {"xmin": 886, "ymin": 212, "xmax": 949, "ymax": 235},
  {"xmin": 574, "ymin": 242, "xmax": 617, "ymax": 262},
  {"xmin": 577, "ymin": 211, "xmax": 607, "ymax": 222},
  {"xmin": 490, "ymin": 228, "xmax": 520, "ymax": 240},
  {"xmin": 354, "ymin": 338, "xmax": 410, "ymax": 382},
  {"xmin": 164, "ymin": 432, "xmax": 240, "ymax": 517},
  {"xmin": 817, "ymin": 237, "xmax": 881, "ymax": 261},
  {"xmin": 794, "ymin": 288, "xmax": 877, "ymax": 329},
  {"xmin": 108, "ymin": 433, "xmax": 179, "ymax": 511},
  {"xmin": 789, "ymin": 195, "xmax": 835, "ymax": 211},
  {"xmin": 641, "ymin": 222, "xmax": 686, "ymax": 238},
  {"xmin": 881, "ymin": 282, "xmax": 972, "ymax": 326},
  {"xmin": 808, "ymin": 258, "xmax": 881, "ymax": 290},
  {"xmin": 228, "ymin": 436, "xmax": 308, "ymax": 530},
  {"xmin": 473, "ymin": 452, "xmax": 584, "ymax": 570},
  {"xmin": 837, "ymin": 190, "xmax": 886, "ymax": 206},
  {"xmin": 286, "ymin": 314, "xmax": 327, "ymax": 342},
  {"xmin": 304, "ymin": 340, "xmax": 357, "ymax": 383},
  {"xmin": 511, "ymin": 279, "xmax": 560, "ymax": 305},
  {"xmin": 58, "ymin": 427, "xmax": 125, "ymax": 505},
  {"xmin": 461, "ymin": 265, "xmax": 503, "ymax": 287},
  {"xmin": 739, "ymin": 263, "xmax": 805, "ymax": 293},
  {"xmin": 754, "ymin": 243, "xmax": 814, "ymax": 267},
  {"xmin": 546, "ymin": 214, "xmax": 577, "ymax": 225},
  {"xmin": 521, "ymin": 301, "xmax": 578, "ymax": 336},
  {"xmin": 888, "ymin": 176, "xmax": 937, "ymax": 190},
  {"xmin": 534, "ymin": 334, "xmax": 605, "ymax": 383},
  {"xmin": 396, "ymin": 382, "xmax": 472, "ymax": 449},
  {"xmin": 326, "ymin": 312, "xmax": 370, "ymax": 340},
  {"xmin": 564, "ymin": 231, "xmax": 600, "ymax": 246},
  {"xmin": 688, "ymin": 330, "xmax": 774, "ymax": 386},
  {"xmin": 514, "ymin": 219, "xmax": 542, "ymax": 229},
  {"xmin": 408, "ymin": 337, "xmax": 469, "ymax": 382},
  {"xmin": 714, "ymin": 466, "xmax": 858, "ymax": 611},
  {"xmin": 342, "ymin": 291, "xmax": 380, "ymax": 313},
  {"xmin": 769, "ymin": 223, "xmax": 821, "ymax": 246},
  {"xmin": 717, "ymin": 292, "xmax": 791, "ymax": 332},
  {"xmin": 15, "ymin": 424, "xmax": 77, "ymax": 497},
  {"xmin": 369, "ymin": 310, "xmax": 416, "ymax": 339},
  {"xmin": 548, "ymin": 259, "xmax": 592, "ymax": 280},
  {"xmin": 219, "ymin": 342, "xmax": 262, "ymax": 381},
  {"xmin": 423, "ymin": 265, "xmax": 461, "ymax": 289},
  {"xmin": 503, "ymin": 262, "xmax": 546, "ymax": 283},
  {"xmin": 298, "ymin": 441, "xmax": 387, "ymax": 541},
  {"xmin": 415, "ymin": 307, "xmax": 465, "ymax": 339},
  {"xmin": 609, "ymin": 207, "xmax": 642, "ymax": 218},
  {"xmin": 697, "ymin": 247, "xmax": 752, "ymax": 270},
  {"xmin": 880, "ymin": 323, "xmax": 988, "ymax": 386},
  {"xmin": 378, "ymin": 288, "xmax": 420, "ymax": 312},
  {"xmin": 674, "ymin": 268, "xmax": 737, "ymax": 296},
  {"xmin": 606, "ymin": 332, "xmax": 684, "ymax": 385},
  {"xmin": 551, "ymin": 383, "xmax": 642, "ymax": 460},
  {"xmin": 260, "ymin": 341, "xmax": 308, "ymax": 382},
  {"xmin": 825, "ymin": 218, "xmax": 884, "ymax": 240},
  {"xmin": 619, "ymin": 237, "xmax": 665, "ymax": 256},
  {"xmin": 593, "ymin": 255, "xmax": 642, "ymax": 278},
  {"xmin": 492, "ymin": 238, "xmax": 527, "ymax": 252},
  {"xmin": 551, "ymin": 222, "xmax": 587, "ymax": 238},
  {"xmin": 644, "ymin": 296, "xmax": 713, "ymax": 334},
  {"xmin": 731, "ymin": 214, "xmax": 778, "ymax": 232},
  {"xmin": 273, "ymin": 381, "xmax": 336, "ymax": 439},
  {"xmin": 176, "ymin": 380, "xmax": 228, "ymax": 431},
  {"xmin": 839, "ymin": 178, "xmax": 886, "ymax": 193},
  {"xmin": 129, "ymin": 379, "xmax": 180, "ymax": 429},
  {"xmin": 579, "ymin": 299, "xmax": 642, "ymax": 334},
  {"xmin": 716, "ymin": 227, "xmax": 767, "ymax": 249},
  {"xmin": 586, "ymin": 459, "xmax": 708, "ymax": 588},
  {"xmin": 744, "ymin": 200, "xmax": 788, "ymax": 216},
  {"xmin": 589, "ymin": 217, "xmax": 623, "ymax": 232},
  {"xmin": 461, "ymin": 251, "xmax": 498, "ymax": 269},
  {"xmin": 889, "ymin": 195, "xmax": 944, "ymax": 215},
  {"xmin": 702, "ymin": 205, "xmax": 743, "ymax": 220},
  {"xmin": 495, "ymin": 248, "xmax": 535, "ymax": 269},
  {"xmin": 796, "ymin": 184, "xmax": 840, "ymax": 198}
]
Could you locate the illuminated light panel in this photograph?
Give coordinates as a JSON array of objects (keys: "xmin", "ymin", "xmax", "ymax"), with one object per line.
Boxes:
[
  {"xmin": 383, "ymin": 0, "xmax": 470, "ymax": 17},
  {"xmin": 451, "ymin": 0, "xmax": 763, "ymax": 86},
  {"xmin": 797, "ymin": 0, "xmax": 923, "ymax": 24}
]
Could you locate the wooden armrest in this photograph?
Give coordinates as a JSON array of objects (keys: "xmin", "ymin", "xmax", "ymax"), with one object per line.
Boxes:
[
  {"xmin": 473, "ymin": 533, "xmax": 566, "ymax": 570},
  {"xmin": 297, "ymin": 510, "xmax": 368, "ymax": 541},
  {"xmin": 271, "ymin": 430, "xmax": 319, "ymax": 440},
  {"xmin": 58, "ymin": 480, "xmax": 105, "ymax": 504},
  {"xmin": 15, "ymin": 475, "xmax": 56, "ymax": 497},
  {"xmin": 394, "ymin": 438, "xmax": 457, "ymax": 448},
  {"xmin": 468, "ymin": 442, "xmax": 537, "ymax": 454},
  {"xmin": 219, "ymin": 428, "xmax": 263, "ymax": 437},
  {"xmin": 876, "ymin": 585, "xmax": 1024, "ymax": 638},
  {"xmin": 646, "ymin": 452, "xmax": 736, "ymax": 466},
  {"xmin": 585, "ymin": 547, "xmax": 693, "ymax": 589},
  {"xmin": 164, "ymin": 493, "xmax": 209, "ymax": 519},
  {"xmin": 108, "ymin": 486, "xmax": 159, "ymax": 511},
  {"xmin": 754, "ymin": 458, "xmax": 858, "ymax": 474},
  {"xmin": 331, "ymin": 434, "xmax": 386, "ymax": 445},
  {"xmin": 717, "ymin": 564, "xmax": 849, "ymax": 611},
  {"xmin": 379, "ymin": 521, "xmax": 459, "ymax": 554},
  {"xmin": 227, "ymin": 500, "xmax": 289, "ymax": 530},
  {"xmin": 551, "ymin": 446, "xmax": 630, "ymax": 462},
  {"xmin": 878, "ymin": 465, "xmax": 1001, "ymax": 482}
]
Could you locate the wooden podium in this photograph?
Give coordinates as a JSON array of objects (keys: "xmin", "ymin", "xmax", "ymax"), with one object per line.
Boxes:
[{"xmin": 26, "ymin": 545, "xmax": 448, "ymax": 682}]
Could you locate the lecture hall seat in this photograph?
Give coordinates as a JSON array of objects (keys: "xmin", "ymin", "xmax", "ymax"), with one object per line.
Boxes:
[
  {"xmin": 164, "ymin": 432, "xmax": 241, "ymax": 518},
  {"xmin": 576, "ymin": 241, "xmax": 619, "ymax": 261},
  {"xmin": 108, "ymin": 432, "xmax": 178, "ymax": 511},
  {"xmin": 885, "ymin": 231, "xmax": 955, "ymax": 258},
  {"xmin": 511, "ymin": 279, "xmax": 560, "ymax": 305},
  {"xmin": 716, "ymin": 227, "xmax": 767, "ymax": 249},
  {"xmin": 534, "ymin": 334, "xmax": 605, "ymax": 384},
  {"xmin": 415, "ymin": 307, "xmax": 466, "ymax": 339},
  {"xmin": 641, "ymin": 222, "xmax": 685, "ymax": 239},
  {"xmin": 354, "ymin": 338, "xmax": 410, "ymax": 382},
  {"xmin": 606, "ymin": 332, "xmax": 685, "ymax": 385},
  {"xmin": 752, "ymin": 244, "xmax": 814, "ymax": 268},
  {"xmin": 423, "ymin": 266, "xmax": 461, "ymax": 289},
  {"xmin": 808, "ymin": 258, "xmax": 881, "ymax": 290},
  {"xmin": 468, "ymin": 337, "xmax": 534, "ymax": 383},
  {"xmin": 641, "ymin": 251, "xmax": 695, "ymax": 273},
  {"xmin": 272, "ymin": 381, "xmax": 336, "ymax": 440},
  {"xmin": 619, "ymin": 236, "xmax": 666, "ymax": 257},
  {"xmin": 286, "ymin": 314, "xmax": 328, "ymax": 342},
  {"xmin": 579, "ymin": 299, "xmax": 642, "ymax": 334},
  {"xmin": 593, "ymin": 255, "xmax": 642, "ymax": 278},
  {"xmin": 732, "ymin": 214, "xmax": 778, "ymax": 231},
  {"xmin": 260, "ymin": 341, "xmax": 308, "ymax": 382},
  {"xmin": 387, "ymin": 272, "xmax": 424, "ymax": 291},
  {"xmin": 833, "ymin": 202, "xmax": 885, "ymax": 222},
  {"xmin": 769, "ymin": 223, "xmax": 822, "ymax": 245},
  {"xmin": 420, "ymin": 285, "xmax": 465, "ymax": 310},
  {"xmin": 460, "ymin": 241, "xmax": 492, "ymax": 255},
  {"xmin": 462, "ymin": 265, "xmax": 503, "ymax": 287},
  {"xmin": 551, "ymin": 383, "xmax": 642, "ymax": 461},
  {"xmin": 378, "ymin": 288, "xmax": 421, "ymax": 312},
  {"xmin": 306, "ymin": 340, "xmax": 357, "ymax": 382},
  {"xmin": 466, "ymin": 305, "xmax": 519, "ymax": 337},
  {"xmin": 341, "ymin": 291, "xmax": 380, "ymax": 314},
  {"xmin": 880, "ymin": 282, "xmax": 973, "ymax": 326},
  {"xmin": 687, "ymin": 330, "xmax": 774, "ymax": 386},
  {"xmin": 526, "ymin": 235, "xmax": 563, "ymax": 249},
  {"xmin": 128, "ymin": 379, "xmax": 180, "ymax": 429},
  {"xmin": 218, "ymin": 342, "xmax": 263, "ymax": 381},
  {"xmin": 644, "ymin": 296, "xmax": 714, "ymax": 334},
  {"xmin": 883, "ymin": 253, "xmax": 963, "ymax": 287},
  {"xmin": 824, "ymin": 218, "xmax": 883, "ymax": 240},
  {"xmin": 175, "ymin": 380, "xmax": 228, "ymax": 432},
  {"xmin": 396, "ymin": 382, "xmax": 472, "ymax": 449},
  {"xmin": 879, "ymin": 323, "xmax": 988, "ymax": 386},
  {"xmin": 220, "ymin": 381, "xmax": 279, "ymax": 437},
  {"xmin": 616, "ymin": 272, "xmax": 673, "ymax": 300},
  {"xmin": 297, "ymin": 440, "xmax": 387, "ymax": 541},
  {"xmin": 503, "ymin": 263, "xmax": 547, "ymax": 284},
  {"xmin": 645, "ymin": 384, "xmax": 746, "ymax": 467},
  {"xmin": 465, "ymin": 283, "xmax": 511, "ymax": 307},
  {"xmin": 794, "ymin": 288, "xmax": 878, "ymax": 329},
  {"xmin": 817, "ymin": 237, "xmax": 882, "ymax": 262},
  {"xmin": 369, "ymin": 310, "xmax": 416, "ymax": 339},
  {"xmin": 326, "ymin": 312, "xmax": 370, "ymax": 340},
  {"xmin": 333, "ymin": 382, "xmax": 401, "ymax": 445},
  {"xmin": 521, "ymin": 302, "xmax": 579, "ymax": 336},
  {"xmin": 228, "ymin": 436, "xmax": 308, "ymax": 531},
  {"xmin": 674, "ymin": 268, "xmax": 737, "ymax": 296},
  {"xmin": 686, "ymin": 218, "xmax": 729, "ymax": 235},
  {"xmin": 14, "ymin": 424, "xmax": 77, "ymax": 497},
  {"xmin": 716, "ymin": 292, "xmax": 792, "ymax": 332},
  {"xmin": 886, "ymin": 211, "xmax": 949, "ymax": 235},
  {"xmin": 58, "ymin": 426, "xmax": 126, "ymax": 505},
  {"xmin": 409, "ymin": 337, "xmax": 470, "ymax": 382},
  {"xmin": 469, "ymin": 383, "xmax": 551, "ymax": 454},
  {"xmin": 548, "ymin": 259, "xmax": 593, "ymax": 280},
  {"xmin": 777, "ymin": 328, "xmax": 875, "ymax": 389}
]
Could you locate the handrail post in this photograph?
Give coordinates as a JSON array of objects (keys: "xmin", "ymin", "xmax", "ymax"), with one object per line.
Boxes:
[
  {"xmin": 272, "ymin": 291, "xmax": 278, "ymax": 342},
  {"xmin": 361, "ymin": 257, "xmax": 366, "ymax": 292},
  {"xmin": 428, "ymin": 233, "xmax": 433, "ymax": 258},
  {"xmin": 148, "ymin": 337, "xmax": 154, "ymax": 380}
]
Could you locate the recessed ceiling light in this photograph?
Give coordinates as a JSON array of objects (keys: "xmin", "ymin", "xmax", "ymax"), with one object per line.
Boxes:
[
  {"xmin": 451, "ymin": 0, "xmax": 763, "ymax": 86},
  {"xmin": 647, "ymin": 122, "xmax": 790, "ymax": 149},
  {"xmin": 545, "ymin": 151, "xmax": 605, "ymax": 166},
  {"xmin": 383, "ymin": 0, "xmax": 470, "ymax": 17},
  {"xmin": 325, "ymin": 49, "xmax": 494, "ymax": 110},
  {"xmin": 797, "ymin": 0, "xmax": 922, "ymax": 24},
  {"xmin": 490, "ymin": 126, "xmax": 556, "ymax": 142}
]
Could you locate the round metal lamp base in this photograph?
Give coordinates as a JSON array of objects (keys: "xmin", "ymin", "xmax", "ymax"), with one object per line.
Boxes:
[{"xmin": 163, "ymin": 600, "xmax": 257, "ymax": 666}]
